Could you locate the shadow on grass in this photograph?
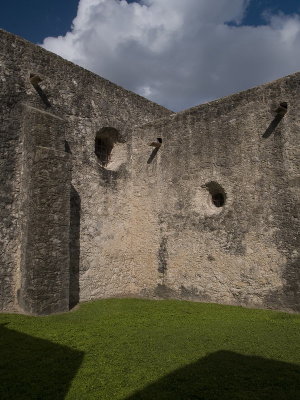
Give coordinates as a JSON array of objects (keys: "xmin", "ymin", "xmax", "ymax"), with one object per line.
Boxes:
[
  {"xmin": 125, "ymin": 350, "xmax": 300, "ymax": 400},
  {"xmin": 0, "ymin": 323, "xmax": 84, "ymax": 400}
]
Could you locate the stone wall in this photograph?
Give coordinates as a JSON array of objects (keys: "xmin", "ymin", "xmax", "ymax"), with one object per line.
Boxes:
[
  {"xmin": 0, "ymin": 91, "xmax": 22, "ymax": 311},
  {"xmin": 18, "ymin": 106, "xmax": 71, "ymax": 315},
  {"xmin": 0, "ymin": 29, "xmax": 171, "ymax": 313},
  {"xmin": 128, "ymin": 73, "xmax": 300, "ymax": 312},
  {"xmin": 0, "ymin": 29, "xmax": 299, "ymax": 314}
]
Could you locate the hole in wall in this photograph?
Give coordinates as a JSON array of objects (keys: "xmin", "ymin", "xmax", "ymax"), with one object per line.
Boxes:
[
  {"xmin": 205, "ymin": 181, "xmax": 226, "ymax": 208},
  {"xmin": 29, "ymin": 73, "xmax": 42, "ymax": 86},
  {"xmin": 276, "ymin": 102, "xmax": 288, "ymax": 116},
  {"xmin": 29, "ymin": 73, "xmax": 51, "ymax": 108},
  {"xmin": 95, "ymin": 137, "xmax": 114, "ymax": 166},
  {"xmin": 212, "ymin": 193, "xmax": 225, "ymax": 208},
  {"xmin": 64, "ymin": 140, "xmax": 72, "ymax": 154},
  {"xmin": 95, "ymin": 127, "xmax": 119, "ymax": 167}
]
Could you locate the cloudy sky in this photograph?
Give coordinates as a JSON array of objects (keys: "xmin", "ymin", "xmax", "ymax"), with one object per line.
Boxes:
[{"xmin": 1, "ymin": 0, "xmax": 300, "ymax": 111}]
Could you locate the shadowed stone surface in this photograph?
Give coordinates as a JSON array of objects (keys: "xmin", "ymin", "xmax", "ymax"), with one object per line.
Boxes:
[{"xmin": 18, "ymin": 106, "xmax": 71, "ymax": 315}]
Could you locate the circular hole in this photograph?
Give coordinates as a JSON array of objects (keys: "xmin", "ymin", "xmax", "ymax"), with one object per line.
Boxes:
[
  {"xmin": 95, "ymin": 127, "xmax": 119, "ymax": 167},
  {"xmin": 205, "ymin": 181, "xmax": 226, "ymax": 208},
  {"xmin": 212, "ymin": 193, "xmax": 225, "ymax": 207}
]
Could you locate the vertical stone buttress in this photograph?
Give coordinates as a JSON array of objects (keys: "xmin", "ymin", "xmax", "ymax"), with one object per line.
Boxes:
[{"xmin": 19, "ymin": 105, "xmax": 71, "ymax": 315}]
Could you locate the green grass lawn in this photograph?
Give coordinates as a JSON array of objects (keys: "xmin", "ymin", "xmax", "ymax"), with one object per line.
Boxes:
[{"xmin": 0, "ymin": 299, "xmax": 300, "ymax": 400}]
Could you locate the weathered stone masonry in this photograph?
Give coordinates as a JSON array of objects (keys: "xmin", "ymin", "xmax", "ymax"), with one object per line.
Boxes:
[
  {"xmin": 19, "ymin": 106, "xmax": 71, "ymax": 315},
  {"xmin": 0, "ymin": 29, "xmax": 299, "ymax": 315}
]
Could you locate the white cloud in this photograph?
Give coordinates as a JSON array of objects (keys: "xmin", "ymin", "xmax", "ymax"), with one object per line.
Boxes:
[{"xmin": 42, "ymin": 0, "xmax": 300, "ymax": 111}]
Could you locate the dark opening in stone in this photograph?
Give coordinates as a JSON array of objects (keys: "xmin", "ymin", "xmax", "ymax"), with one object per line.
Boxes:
[
  {"xmin": 95, "ymin": 127, "xmax": 119, "ymax": 167},
  {"xmin": 205, "ymin": 181, "xmax": 226, "ymax": 208},
  {"xmin": 212, "ymin": 193, "xmax": 225, "ymax": 207},
  {"xmin": 95, "ymin": 137, "xmax": 113, "ymax": 166}
]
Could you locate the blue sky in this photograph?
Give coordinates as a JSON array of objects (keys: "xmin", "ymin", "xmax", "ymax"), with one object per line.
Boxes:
[
  {"xmin": 1, "ymin": 0, "xmax": 300, "ymax": 43},
  {"xmin": 1, "ymin": 0, "xmax": 300, "ymax": 110},
  {"xmin": 0, "ymin": 0, "xmax": 79, "ymax": 43}
]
